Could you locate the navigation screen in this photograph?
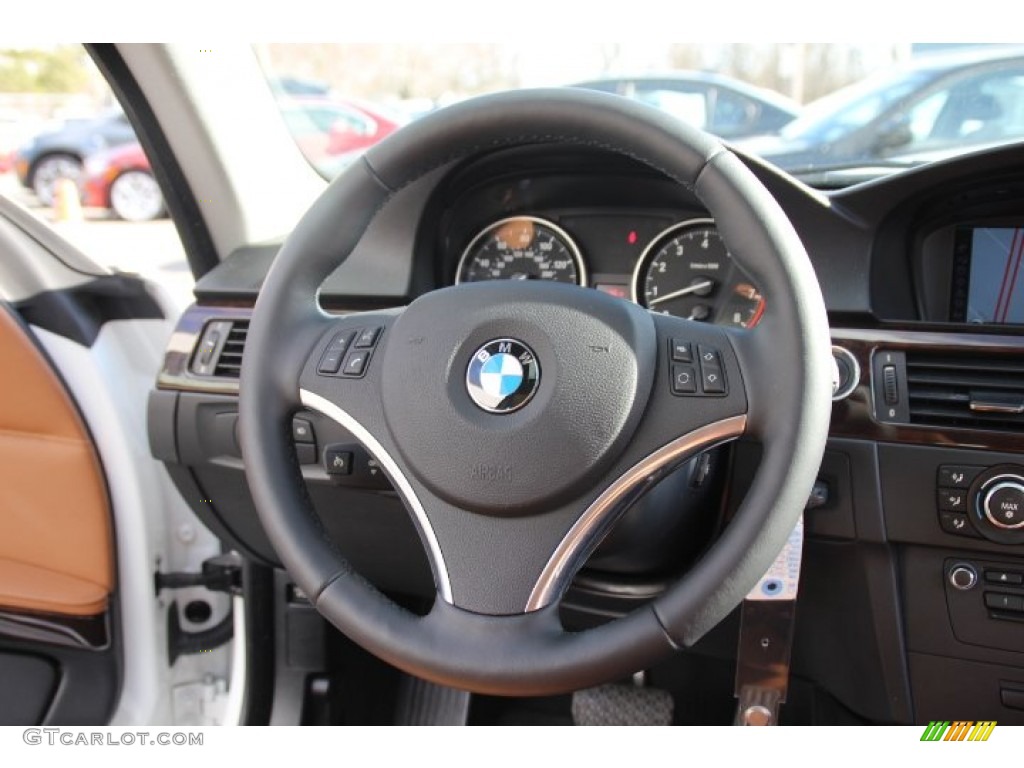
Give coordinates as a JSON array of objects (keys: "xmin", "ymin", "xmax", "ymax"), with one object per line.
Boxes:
[{"xmin": 964, "ymin": 227, "xmax": 1024, "ymax": 324}]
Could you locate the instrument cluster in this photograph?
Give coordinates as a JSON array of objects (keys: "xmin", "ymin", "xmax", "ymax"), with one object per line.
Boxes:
[{"xmin": 453, "ymin": 213, "xmax": 764, "ymax": 329}]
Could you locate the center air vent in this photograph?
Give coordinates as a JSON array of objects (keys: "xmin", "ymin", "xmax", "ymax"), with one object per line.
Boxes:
[
  {"xmin": 190, "ymin": 319, "xmax": 249, "ymax": 378},
  {"xmin": 906, "ymin": 350, "xmax": 1024, "ymax": 432}
]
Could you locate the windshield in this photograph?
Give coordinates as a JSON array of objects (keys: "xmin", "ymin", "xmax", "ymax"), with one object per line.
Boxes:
[{"xmin": 255, "ymin": 43, "xmax": 1024, "ymax": 185}]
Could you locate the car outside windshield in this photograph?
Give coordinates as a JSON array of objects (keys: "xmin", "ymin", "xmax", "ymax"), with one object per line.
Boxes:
[
  {"xmin": 777, "ymin": 68, "xmax": 934, "ymax": 144},
  {"xmin": 255, "ymin": 43, "xmax": 1024, "ymax": 188}
]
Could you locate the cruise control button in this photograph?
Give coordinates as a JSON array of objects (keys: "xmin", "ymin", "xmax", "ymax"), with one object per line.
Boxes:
[
  {"xmin": 938, "ymin": 511, "xmax": 980, "ymax": 538},
  {"xmin": 342, "ymin": 350, "xmax": 369, "ymax": 377},
  {"xmin": 937, "ymin": 488, "xmax": 967, "ymax": 512},
  {"xmin": 670, "ymin": 340, "xmax": 692, "ymax": 363},
  {"xmin": 938, "ymin": 465, "xmax": 983, "ymax": 489},
  {"xmin": 671, "ymin": 365, "xmax": 697, "ymax": 394},
  {"xmin": 355, "ymin": 326, "xmax": 382, "ymax": 349}
]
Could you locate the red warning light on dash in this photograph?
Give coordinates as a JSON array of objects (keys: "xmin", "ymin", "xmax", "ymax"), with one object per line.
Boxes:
[{"xmin": 595, "ymin": 284, "xmax": 630, "ymax": 300}]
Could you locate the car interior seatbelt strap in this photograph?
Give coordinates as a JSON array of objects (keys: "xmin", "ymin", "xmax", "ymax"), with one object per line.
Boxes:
[{"xmin": 733, "ymin": 515, "xmax": 803, "ymax": 726}]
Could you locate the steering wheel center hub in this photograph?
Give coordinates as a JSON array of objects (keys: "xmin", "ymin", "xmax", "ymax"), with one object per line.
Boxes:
[
  {"xmin": 379, "ymin": 280, "xmax": 657, "ymax": 515},
  {"xmin": 465, "ymin": 338, "xmax": 540, "ymax": 414}
]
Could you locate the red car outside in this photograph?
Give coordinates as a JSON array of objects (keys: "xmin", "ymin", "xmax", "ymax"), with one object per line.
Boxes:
[
  {"xmin": 321, "ymin": 99, "xmax": 403, "ymax": 156},
  {"xmin": 82, "ymin": 141, "xmax": 165, "ymax": 221},
  {"xmin": 82, "ymin": 99, "xmax": 405, "ymax": 221}
]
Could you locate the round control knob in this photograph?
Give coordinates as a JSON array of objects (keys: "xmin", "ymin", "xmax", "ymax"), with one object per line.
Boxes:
[
  {"xmin": 949, "ymin": 564, "xmax": 978, "ymax": 591},
  {"xmin": 830, "ymin": 345, "xmax": 860, "ymax": 401},
  {"xmin": 983, "ymin": 479, "xmax": 1024, "ymax": 530}
]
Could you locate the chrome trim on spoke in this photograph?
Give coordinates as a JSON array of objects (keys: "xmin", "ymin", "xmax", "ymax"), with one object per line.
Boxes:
[
  {"xmin": 525, "ymin": 414, "xmax": 748, "ymax": 612},
  {"xmin": 299, "ymin": 389, "xmax": 453, "ymax": 603}
]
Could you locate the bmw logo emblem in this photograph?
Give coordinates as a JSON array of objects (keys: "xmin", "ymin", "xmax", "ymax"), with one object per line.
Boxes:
[{"xmin": 465, "ymin": 338, "xmax": 540, "ymax": 414}]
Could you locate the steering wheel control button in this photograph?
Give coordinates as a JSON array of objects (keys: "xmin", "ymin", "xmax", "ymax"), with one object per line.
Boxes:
[
  {"xmin": 324, "ymin": 447, "xmax": 353, "ymax": 476},
  {"xmin": 939, "ymin": 511, "xmax": 980, "ymax": 538},
  {"xmin": 354, "ymin": 326, "xmax": 382, "ymax": 349},
  {"xmin": 296, "ymin": 444, "xmax": 317, "ymax": 465},
  {"xmin": 670, "ymin": 339, "xmax": 693, "ymax": 362},
  {"xmin": 948, "ymin": 564, "xmax": 978, "ymax": 591},
  {"xmin": 937, "ymin": 488, "xmax": 967, "ymax": 512},
  {"xmin": 698, "ymin": 345, "xmax": 720, "ymax": 367},
  {"xmin": 702, "ymin": 366, "xmax": 726, "ymax": 394},
  {"xmin": 671, "ymin": 365, "xmax": 697, "ymax": 394},
  {"xmin": 319, "ymin": 444, "xmax": 392, "ymax": 489},
  {"xmin": 983, "ymin": 480, "xmax": 1024, "ymax": 529},
  {"xmin": 465, "ymin": 338, "xmax": 540, "ymax": 414},
  {"xmin": 938, "ymin": 465, "xmax": 983, "ymax": 489},
  {"xmin": 985, "ymin": 570, "xmax": 1024, "ymax": 586},
  {"xmin": 341, "ymin": 349, "xmax": 370, "ymax": 377},
  {"xmin": 292, "ymin": 418, "xmax": 315, "ymax": 444},
  {"xmin": 697, "ymin": 345, "xmax": 727, "ymax": 395},
  {"xmin": 318, "ymin": 331, "xmax": 355, "ymax": 375}
]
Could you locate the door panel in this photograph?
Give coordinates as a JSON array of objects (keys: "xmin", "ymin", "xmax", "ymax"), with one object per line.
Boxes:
[
  {"xmin": 0, "ymin": 306, "xmax": 113, "ymax": 616},
  {"xmin": 0, "ymin": 653, "xmax": 58, "ymax": 725}
]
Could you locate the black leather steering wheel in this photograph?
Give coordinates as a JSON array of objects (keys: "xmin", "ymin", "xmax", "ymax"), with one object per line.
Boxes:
[{"xmin": 238, "ymin": 88, "xmax": 832, "ymax": 696}]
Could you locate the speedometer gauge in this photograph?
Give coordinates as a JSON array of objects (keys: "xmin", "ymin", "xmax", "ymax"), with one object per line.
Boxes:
[
  {"xmin": 632, "ymin": 219, "xmax": 765, "ymax": 328},
  {"xmin": 456, "ymin": 216, "xmax": 586, "ymax": 286}
]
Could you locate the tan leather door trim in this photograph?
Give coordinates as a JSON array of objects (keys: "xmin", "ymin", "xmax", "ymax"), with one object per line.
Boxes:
[{"xmin": 0, "ymin": 307, "xmax": 113, "ymax": 616}]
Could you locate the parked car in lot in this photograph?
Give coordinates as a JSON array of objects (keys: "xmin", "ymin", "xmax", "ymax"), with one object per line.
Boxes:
[
  {"xmin": 277, "ymin": 97, "xmax": 404, "ymax": 169},
  {"xmin": 0, "ymin": 109, "xmax": 44, "ymax": 175},
  {"xmin": 572, "ymin": 72, "xmax": 800, "ymax": 139},
  {"xmin": 77, "ymin": 98, "xmax": 400, "ymax": 220},
  {"xmin": 12, "ymin": 109, "xmax": 136, "ymax": 205},
  {"xmin": 82, "ymin": 141, "xmax": 165, "ymax": 221},
  {"xmin": 738, "ymin": 47, "xmax": 1024, "ymax": 174}
]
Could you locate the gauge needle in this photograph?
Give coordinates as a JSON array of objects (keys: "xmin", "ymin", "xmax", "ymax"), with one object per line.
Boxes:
[{"xmin": 648, "ymin": 279, "xmax": 714, "ymax": 307}]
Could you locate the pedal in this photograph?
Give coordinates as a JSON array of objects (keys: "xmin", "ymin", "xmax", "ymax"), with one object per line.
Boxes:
[
  {"xmin": 572, "ymin": 683, "xmax": 674, "ymax": 726},
  {"xmin": 395, "ymin": 675, "xmax": 470, "ymax": 725}
]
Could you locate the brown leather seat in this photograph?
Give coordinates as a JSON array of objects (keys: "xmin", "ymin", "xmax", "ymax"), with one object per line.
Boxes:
[{"xmin": 0, "ymin": 307, "xmax": 113, "ymax": 617}]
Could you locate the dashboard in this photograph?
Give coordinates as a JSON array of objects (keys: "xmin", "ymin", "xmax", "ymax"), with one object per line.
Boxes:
[{"xmin": 152, "ymin": 140, "xmax": 1024, "ymax": 725}]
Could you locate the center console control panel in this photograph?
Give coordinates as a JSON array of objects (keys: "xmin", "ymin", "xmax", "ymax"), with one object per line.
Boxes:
[{"xmin": 937, "ymin": 464, "xmax": 1024, "ymax": 545}]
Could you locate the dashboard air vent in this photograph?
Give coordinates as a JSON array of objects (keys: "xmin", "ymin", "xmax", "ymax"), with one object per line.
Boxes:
[
  {"xmin": 906, "ymin": 350, "xmax": 1024, "ymax": 432},
  {"xmin": 213, "ymin": 320, "xmax": 248, "ymax": 377},
  {"xmin": 190, "ymin": 319, "xmax": 249, "ymax": 378}
]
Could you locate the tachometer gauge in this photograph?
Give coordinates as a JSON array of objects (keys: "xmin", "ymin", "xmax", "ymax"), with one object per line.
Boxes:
[
  {"xmin": 632, "ymin": 219, "xmax": 765, "ymax": 328},
  {"xmin": 456, "ymin": 216, "xmax": 586, "ymax": 286}
]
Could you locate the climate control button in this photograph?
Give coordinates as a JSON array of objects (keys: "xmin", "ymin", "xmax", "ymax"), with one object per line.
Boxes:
[{"xmin": 983, "ymin": 480, "xmax": 1024, "ymax": 530}]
